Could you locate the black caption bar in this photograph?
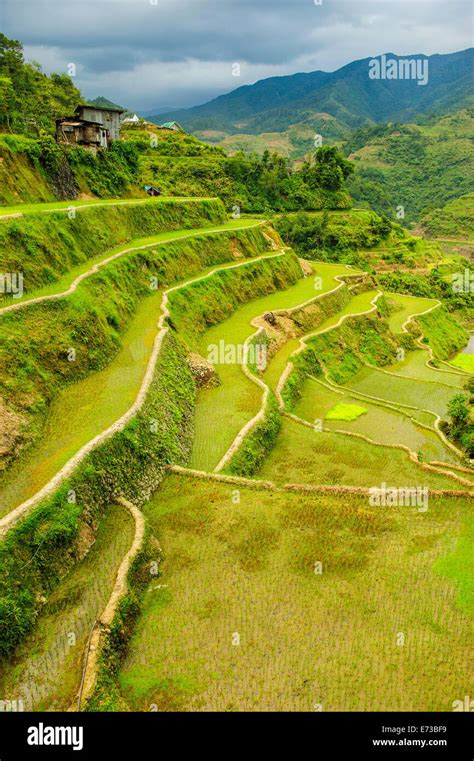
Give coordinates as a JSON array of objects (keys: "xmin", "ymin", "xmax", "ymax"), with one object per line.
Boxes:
[{"xmin": 0, "ymin": 712, "xmax": 472, "ymax": 759}]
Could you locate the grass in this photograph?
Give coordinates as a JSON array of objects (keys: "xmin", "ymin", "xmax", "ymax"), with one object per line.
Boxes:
[
  {"xmin": 325, "ymin": 402, "xmax": 367, "ymax": 421},
  {"xmin": 0, "ymin": 233, "xmax": 274, "ymax": 516},
  {"xmin": 258, "ymin": 416, "xmax": 466, "ymax": 489},
  {"xmin": 344, "ymin": 365, "xmax": 456, "ymax": 420},
  {"xmin": 0, "ymin": 218, "xmax": 264, "ymax": 308},
  {"xmin": 384, "ymin": 293, "xmax": 438, "ymax": 334},
  {"xmin": 0, "ymin": 195, "xmax": 216, "ymax": 217},
  {"xmin": 0, "ymin": 196, "xmax": 226, "ymax": 292},
  {"xmin": 0, "ymin": 503, "xmax": 134, "ymax": 710},
  {"xmin": 188, "ymin": 263, "xmax": 358, "ymax": 471},
  {"xmin": 307, "ymin": 289, "xmax": 379, "ymax": 334},
  {"xmin": 450, "ymin": 353, "xmax": 474, "ymax": 373},
  {"xmin": 385, "ymin": 349, "xmax": 466, "ymax": 388},
  {"xmin": 117, "ymin": 474, "xmax": 472, "ymax": 711},
  {"xmin": 295, "ymin": 378, "xmax": 462, "ymax": 466}
]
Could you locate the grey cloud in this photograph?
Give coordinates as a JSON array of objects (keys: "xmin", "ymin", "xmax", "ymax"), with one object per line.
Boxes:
[{"xmin": 3, "ymin": 0, "xmax": 473, "ymax": 111}]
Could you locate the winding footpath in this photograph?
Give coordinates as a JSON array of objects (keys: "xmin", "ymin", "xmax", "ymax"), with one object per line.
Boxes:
[
  {"xmin": 76, "ymin": 497, "xmax": 145, "ymax": 711},
  {"xmin": 0, "ymin": 196, "xmax": 215, "ymax": 220},
  {"xmin": 0, "ymin": 246, "xmax": 287, "ymax": 539},
  {"xmin": 0, "ymin": 219, "xmax": 266, "ymax": 316}
]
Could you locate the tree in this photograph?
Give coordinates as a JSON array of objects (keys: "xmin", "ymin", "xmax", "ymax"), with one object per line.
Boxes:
[
  {"xmin": 303, "ymin": 146, "xmax": 355, "ymax": 192},
  {"xmin": 0, "ymin": 34, "xmax": 81, "ymax": 134},
  {"xmin": 447, "ymin": 394, "xmax": 470, "ymax": 428}
]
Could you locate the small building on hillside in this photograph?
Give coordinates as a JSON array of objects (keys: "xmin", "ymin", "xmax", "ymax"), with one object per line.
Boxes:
[
  {"xmin": 160, "ymin": 121, "xmax": 184, "ymax": 132},
  {"xmin": 144, "ymin": 185, "xmax": 161, "ymax": 196},
  {"xmin": 56, "ymin": 104, "xmax": 125, "ymax": 151},
  {"xmin": 123, "ymin": 113, "xmax": 141, "ymax": 124}
]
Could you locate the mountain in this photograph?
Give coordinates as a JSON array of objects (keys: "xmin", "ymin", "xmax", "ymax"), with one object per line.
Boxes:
[{"xmin": 151, "ymin": 48, "xmax": 473, "ymax": 141}]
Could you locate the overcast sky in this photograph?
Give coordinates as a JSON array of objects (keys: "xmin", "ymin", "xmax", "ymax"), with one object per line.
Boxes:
[{"xmin": 2, "ymin": 0, "xmax": 473, "ymax": 113}]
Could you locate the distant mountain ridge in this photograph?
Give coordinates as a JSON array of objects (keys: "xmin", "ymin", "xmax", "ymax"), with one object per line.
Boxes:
[{"xmin": 151, "ymin": 49, "xmax": 474, "ymax": 136}]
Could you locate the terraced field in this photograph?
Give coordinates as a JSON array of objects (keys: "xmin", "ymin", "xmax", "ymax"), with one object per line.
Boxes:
[
  {"xmin": 118, "ymin": 475, "xmax": 472, "ymax": 712},
  {"xmin": 188, "ymin": 262, "xmax": 358, "ymax": 470},
  {"xmin": 0, "ymin": 196, "xmax": 472, "ymax": 714},
  {"xmin": 294, "ymin": 377, "xmax": 460, "ymax": 465}
]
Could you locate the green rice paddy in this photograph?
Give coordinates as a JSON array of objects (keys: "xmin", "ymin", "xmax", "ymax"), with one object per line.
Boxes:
[
  {"xmin": 117, "ymin": 474, "xmax": 472, "ymax": 711},
  {"xmin": 0, "ymin": 503, "xmax": 134, "ymax": 710},
  {"xmin": 450, "ymin": 353, "xmax": 474, "ymax": 373},
  {"xmin": 258, "ymin": 416, "xmax": 465, "ymax": 488},
  {"xmin": 344, "ymin": 365, "xmax": 456, "ymax": 419},
  {"xmin": 189, "ymin": 262, "xmax": 359, "ymax": 470},
  {"xmin": 295, "ymin": 377, "xmax": 461, "ymax": 465},
  {"xmin": 0, "ymin": 247, "xmax": 274, "ymax": 517},
  {"xmin": 385, "ymin": 293, "xmax": 438, "ymax": 334},
  {"xmin": 325, "ymin": 402, "xmax": 368, "ymax": 421},
  {"xmin": 385, "ymin": 349, "xmax": 467, "ymax": 387}
]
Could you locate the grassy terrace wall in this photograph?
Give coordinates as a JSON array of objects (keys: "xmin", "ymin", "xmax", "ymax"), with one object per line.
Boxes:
[
  {"xmin": 168, "ymin": 250, "xmax": 303, "ymax": 347},
  {"xmin": 224, "ymin": 392, "xmax": 282, "ymax": 477},
  {"xmin": 282, "ymin": 312, "xmax": 399, "ymax": 410},
  {"xmin": 0, "ymin": 197, "xmax": 226, "ymax": 290},
  {"xmin": 287, "ymin": 280, "xmax": 352, "ymax": 334},
  {"xmin": 0, "ymin": 137, "xmax": 55, "ymax": 205},
  {"xmin": 0, "ymin": 225, "xmax": 272, "ymax": 462},
  {"xmin": 418, "ymin": 307, "xmax": 469, "ymax": 361},
  {"xmin": 0, "ymin": 331, "xmax": 194, "ymax": 658}
]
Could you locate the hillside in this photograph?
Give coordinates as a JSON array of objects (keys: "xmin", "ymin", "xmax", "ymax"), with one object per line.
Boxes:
[
  {"xmin": 153, "ymin": 49, "xmax": 474, "ymax": 139},
  {"xmin": 0, "ymin": 31, "xmax": 472, "ymax": 719},
  {"xmin": 0, "ymin": 194, "xmax": 472, "ymax": 714},
  {"xmin": 418, "ymin": 192, "xmax": 474, "ymax": 239},
  {"xmin": 345, "ymin": 109, "xmax": 474, "ymax": 223}
]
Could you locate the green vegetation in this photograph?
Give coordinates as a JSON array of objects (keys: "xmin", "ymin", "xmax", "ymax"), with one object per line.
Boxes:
[
  {"xmin": 0, "ymin": 503, "xmax": 135, "ymax": 710},
  {"xmin": 117, "ymin": 474, "xmax": 472, "ymax": 711},
  {"xmin": 274, "ymin": 209, "xmax": 393, "ymax": 267},
  {"xmin": 0, "ymin": 196, "xmax": 225, "ymax": 291},
  {"xmin": 301, "ymin": 308, "xmax": 398, "ymax": 384},
  {"xmin": 345, "ymin": 110, "xmax": 474, "ymax": 223},
  {"xmin": 296, "ymin": 378, "xmax": 459, "ymax": 465},
  {"xmin": 344, "ymin": 366, "xmax": 456, "ymax": 420},
  {"xmin": 325, "ymin": 402, "xmax": 367, "ymax": 421},
  {"xmin": 259, "ymin": 416, "xmax": 463, "ymax": 490},
  {"xmin": 378, "ymin": 270, "xmax": 472, "ymax": 319},
  {"xmin": 0, "ymin": 331, "xmax": 194, "ymax": 658},
  {"xmin": 156, "ymin": 49, "xmax": 473, "ymax": 143},
  {"xmin": 0, "ymin": 34, "xmax": 80, "ymax": 134},
  {"xmin": 225, "ymin": 393, "xmax": 281, "ymax": 477},
  {"xmin": 420, "ymin": 193, "xmax": 474, "ymax": 240},
  {"xmin": 1, "ymin": 36, "xmax": 472, "ymax": 712},
  {"xmin": 451, "ymin": 353, "xmax": 474, "ymax": 373},
  {"xmin": 445, "ymin": 393, "xmax": 473, "ymax": 457},
  {"xmin": 0, "ymin": 224, "xmax": 271, "ymax": 479},
  {"xmin": 418, "ymin": 308, "xmax": 469, "ymax": 361}
]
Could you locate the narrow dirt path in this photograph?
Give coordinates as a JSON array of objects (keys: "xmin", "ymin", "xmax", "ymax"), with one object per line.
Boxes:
[
  {"xmin": 0, "ymin": 247, "xmax": 287, "ymax": 539},
  {"xmin": 0, "ymin": 196, "xmax": 215, "ymax": 219},
  {"xmin": 76, "ymin": 497, "xmax": 145, "ymax": 710},
  {"xmin": 0, "ymin": 220, "xmax": 266, "ymax": 316}
]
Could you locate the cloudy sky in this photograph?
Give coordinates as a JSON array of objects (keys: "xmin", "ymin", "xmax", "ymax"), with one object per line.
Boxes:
[{"xmin": 2, "ymin": 0, "xmax": 473, "ymax": 113}]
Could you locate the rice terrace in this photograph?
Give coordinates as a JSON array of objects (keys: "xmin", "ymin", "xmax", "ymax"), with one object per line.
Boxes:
[{"xmin": 0, "ymin": 19, "xmax": 473, "ymax": 729}]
